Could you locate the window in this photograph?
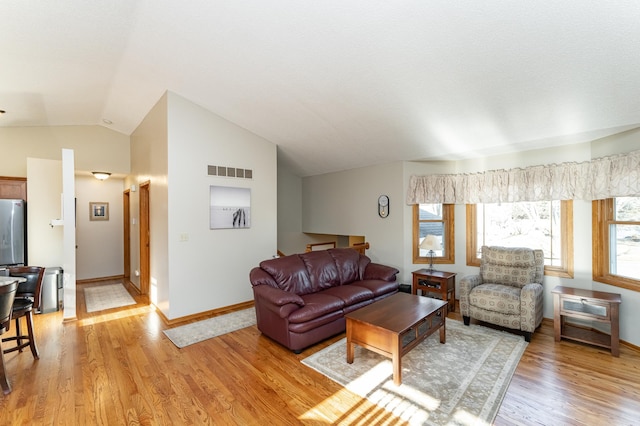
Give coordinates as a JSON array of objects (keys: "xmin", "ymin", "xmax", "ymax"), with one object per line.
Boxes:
[
  {"xmin": 413, "ymin": 204, "xmax": 455, "ymax": 264},
  {"xmin": 593, "ymin": 197, "xmax": 640, "ymax": 291},
  {"xmin": 466, "ymin": 200, "xmax": 573, "ymax": 277}
]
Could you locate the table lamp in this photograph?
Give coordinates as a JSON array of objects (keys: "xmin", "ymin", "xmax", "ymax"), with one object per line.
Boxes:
[{"xmin": 420, "ymin": 235, "xmax": 442, "ymax": 271}]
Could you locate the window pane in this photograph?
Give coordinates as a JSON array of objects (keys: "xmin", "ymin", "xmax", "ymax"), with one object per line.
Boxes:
[
  {"xmin": 615, "ymin": 197, "xmax": 640, "ymax": 221},
  {"xmin": 610, "ymin": 224, "xmax": 640, "ymax": 280},
  {"xmin": 477, "ymin": 201, "xmax": 560, "ymax": 266},
  {"xmin": 419, "ymin": 224, "xmax": 444, "ymax": 257},
  {"xmin": 418, "ymin": 204, "xmax": 443, "ymax": 220}
]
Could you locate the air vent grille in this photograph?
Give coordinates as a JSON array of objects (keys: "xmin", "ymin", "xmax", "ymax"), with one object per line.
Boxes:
[{"xmin": 208, "ymin": 165, "xmax": 253, "ymax": 179}]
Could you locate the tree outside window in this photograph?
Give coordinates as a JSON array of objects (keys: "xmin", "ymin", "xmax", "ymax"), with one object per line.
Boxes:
[{"xmin": 467, "ymin": 200, "xmax": 573, "ymax": 277}]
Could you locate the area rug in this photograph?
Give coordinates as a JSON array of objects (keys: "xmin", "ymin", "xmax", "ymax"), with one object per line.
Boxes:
[
  {"xmin": 302, "ymin": 319, "xmax": 527, "ymax": 426},
  {"xmin": 163, "ymin": 307, "xmax": 256, "ymax": 348},
  {"xmin": 84, "ymin": 283, "xmax": 136, "ymax": 313}
]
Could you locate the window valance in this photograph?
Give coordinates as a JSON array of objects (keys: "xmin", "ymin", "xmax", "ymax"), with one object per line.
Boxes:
[{"xmin": 406, "ymin": 149, "xmax": 640, "ymax": 204}]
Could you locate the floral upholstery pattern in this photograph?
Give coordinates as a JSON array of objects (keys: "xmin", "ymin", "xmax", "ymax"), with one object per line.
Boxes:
[{"xmin": 460, "ymin": 246, "xmax": 544, "ymax": 341}]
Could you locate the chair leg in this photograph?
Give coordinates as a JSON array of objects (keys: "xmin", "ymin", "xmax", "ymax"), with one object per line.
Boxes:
[
  {"xmin": 0, "ymin": 345, "xmax": 10, "ymax": 394},
  {"xmin": 25, "ymin": 312, "xmax": 39, "ymax": 359},
  {"xmin": 15, "ymin": 318, "xmax": 23, "ymax": 352},
  {"xmin": 463, "ymin": 315, "xmax": 470, "ymax": 326}
]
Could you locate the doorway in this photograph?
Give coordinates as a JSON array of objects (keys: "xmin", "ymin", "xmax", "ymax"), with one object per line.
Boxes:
[
  {"xmin": 123, "ymin": 189, "xmax": 130, "ymax": 282},
  {"xmin": 139, "ymin": 181, "xmax": 150, "ymax": 296}
]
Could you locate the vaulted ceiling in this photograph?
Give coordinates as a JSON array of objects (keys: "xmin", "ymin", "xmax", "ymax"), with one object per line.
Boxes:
[{"xmin": 2, "ymin": 1, "xmax": 639, "ymax": 176}]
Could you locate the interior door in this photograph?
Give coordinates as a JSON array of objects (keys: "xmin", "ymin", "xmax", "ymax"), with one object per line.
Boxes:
[
  {"xmin": 139, "ymin": 182, "xmax": 150, "ymax": 296},
  {"xmin": 123, "ymin": 189, "xmax": 130, "ymax": 282}
]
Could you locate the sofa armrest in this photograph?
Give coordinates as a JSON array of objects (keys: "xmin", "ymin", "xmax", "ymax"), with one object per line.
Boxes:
[
  {"xmin": 459, "ymin": 274, "xmax": 483, "ymax": 316},
  {"xmin": 363, "ymin": 263, "xmax": 399, "ymax": 281},
  {"xmin": 253, "ymin": 284, "xmax": 305, "ymax": 307}
]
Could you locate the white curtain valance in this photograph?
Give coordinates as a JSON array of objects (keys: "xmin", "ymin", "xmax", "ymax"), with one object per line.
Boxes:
[{"xmin": 406, "ymin": 150, "xmax": 640, "ymax": 204}]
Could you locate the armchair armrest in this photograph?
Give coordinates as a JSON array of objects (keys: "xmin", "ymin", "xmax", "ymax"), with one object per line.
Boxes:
[
  {"xmin": 459, "ymin": 274, "xmax": 483, "ymax": 316},
  {"xmin": 520, "ymin": 283, "xmax": 544, "ymax": 332},
  {"xmin": 363, "ymin": 263, "xmax": 399, "ymax": 281}
]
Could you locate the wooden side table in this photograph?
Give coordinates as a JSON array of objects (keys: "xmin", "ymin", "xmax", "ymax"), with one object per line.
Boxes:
[
  {"xmin": 412, "ymin": 269, "xmax": 456, "ymax": 312},
  {"xmin": 552, "ymin": 286, "xmax": 621, "ymax": 356}
]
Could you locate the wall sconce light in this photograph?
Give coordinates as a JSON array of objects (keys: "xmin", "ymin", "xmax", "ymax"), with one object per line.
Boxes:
[{"xmin": 92, "ymin": 171, "xmax": 111, "ymax": 181}]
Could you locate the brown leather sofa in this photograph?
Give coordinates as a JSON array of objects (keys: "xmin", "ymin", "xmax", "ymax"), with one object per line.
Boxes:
[{"xmin": 250, "ymin": 248, "xmax": 399, "ymax": 353}]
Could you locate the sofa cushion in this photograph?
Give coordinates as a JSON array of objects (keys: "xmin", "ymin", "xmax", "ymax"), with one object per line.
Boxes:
[
  {"xmin": 321, "ymin": 285, "xmax": 374, "ymax": 306},
  {"xmin": 350, "ymin": 279, "xmax": 398, "ymax": 297},
  {"xmin": 470, "ymin": 283, "xmax": 521, "ymax": 315},
  {"xmin": 288, "ymin": 310, "xmax": 345, "ymax": 334},
  {"xmin": 289, "ymin": 293, "xmax": 345, "ymax": 323},
  {"xmin": 260, "ymin": 255, "xmax": 313, "ymax": 295},
  {"xmin": 299, "ymin": 250, "xmax": 341, "ymax": 291}
]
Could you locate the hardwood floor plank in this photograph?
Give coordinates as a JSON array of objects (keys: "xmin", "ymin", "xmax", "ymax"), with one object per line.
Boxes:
[{"xmin": 0, "ymin": 283, "xmax": 638, "ymax": 425}]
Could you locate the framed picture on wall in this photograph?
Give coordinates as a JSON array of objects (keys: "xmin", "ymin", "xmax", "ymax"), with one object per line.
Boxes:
[
  {"xmin": 89, "ymin": 202, "xmax": 109, "ymax": 221},
  {"xmin": 210, "ymin": 186, "xmax": 251, "ymax": 229}
]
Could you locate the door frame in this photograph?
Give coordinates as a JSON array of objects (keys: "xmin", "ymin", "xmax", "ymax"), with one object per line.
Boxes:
[{"xmin": 139, "ymin": 181, "xmax": 150, "ymax": 296}]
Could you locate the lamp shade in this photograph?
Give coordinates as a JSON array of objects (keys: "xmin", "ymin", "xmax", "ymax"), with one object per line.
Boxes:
[
  {"xmin": 420, "ymin": 235, "xmax": 442, "ymax": 251},
  {"xmin": 92, "ymin": 171, "xmax": 111, "ymax": 180}
]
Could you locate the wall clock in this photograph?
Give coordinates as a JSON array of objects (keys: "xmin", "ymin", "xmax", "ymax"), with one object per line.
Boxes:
[{"xmin": 378, "ymin": 195, "xmax": 389, "ymax": 218}]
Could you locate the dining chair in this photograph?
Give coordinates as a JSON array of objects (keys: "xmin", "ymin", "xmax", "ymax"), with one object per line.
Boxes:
[
  {"xmin": 0, "ymin": 278, "xmax": 19, "ymax": 394},
  {"xmin": 2, "ymin": 266, "xmax": 45, "ymax": 359}
]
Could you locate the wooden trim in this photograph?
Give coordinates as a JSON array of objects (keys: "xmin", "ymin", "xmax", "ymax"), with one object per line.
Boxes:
[
  {"xmin": 466, "ymin": 201, "xmax": 574, "ymax": 277},
  {"xmin": 76, "ymin": 275, "xmax": 125, "ymax": 285},
  {"xmin": 412, "ymin": 204, "xmax": 455, "ymax": 264},
  {"xmin": 159, "ymin": 300, "xmax": 255, "ymax": 326},
  {"xmin": 123, "ymin": 189, "xmax": 131, "ymax": 280},
  {"xmin": 466, "ymin": 204, "xmax": 480, "ymax": 267},
  {"xmin": 592, "ymin": 198, "xmax": 640, "ymax": 291}
]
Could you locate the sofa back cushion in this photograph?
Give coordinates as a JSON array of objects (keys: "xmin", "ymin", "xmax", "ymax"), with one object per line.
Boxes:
[
  {"xmin": 259, "ymin": 248, "xmax": 368, "ymax": 295},
  {"xmin": 299, "ymin": 250, "xmax": 340, "ymax": 291},
  {"xmin": 260, "ymin": 255, "xmax": 313, "ymax": 295},
  {"xmin": 328, "ymin": 248, "xmax": 362, "ymax": 284},
  {"xmin": 480, "ymin": 246, "xmax": 541, "ymax": 288}
]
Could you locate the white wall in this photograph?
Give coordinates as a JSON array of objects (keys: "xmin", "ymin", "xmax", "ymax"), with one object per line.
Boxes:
[
  {"xmin": 299, "ymin": 132, "xmax": 640, "ymax": 346},
  {"xmin": 75, "ymin": 175, "xmax": 124, "ymax": 280},
  {"xmin": 2, "ymin": 125, "xmax": 131, "ymax": 284},
  {"xmin": 26, "ymin": 158, "xmax": 64, "ymax": 268},
  {"xmin": 128, "ymin": 91, "xmax": 278, "ymax": 320},
  {"xmin": 165, "ymin": 92, "xmax": 277, "ymax": 319},
  {"xmin": 301, "ymin": 161, "xmax": 404, "ymax": 269},
  {"xmin": 129, "ymin": 93, "xmax": 169, "ymax": 311},
  {"xmin": 0, "ymin": 126, "xmax": 130, "ymax": 177}
]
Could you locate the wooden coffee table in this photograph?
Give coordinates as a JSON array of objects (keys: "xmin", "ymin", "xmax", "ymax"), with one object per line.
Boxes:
[{"xmin": 345, "ymin": 292, "xmax": 447, "ymax": 385}]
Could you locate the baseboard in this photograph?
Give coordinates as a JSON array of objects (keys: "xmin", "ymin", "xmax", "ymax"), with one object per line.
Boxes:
[
  {"xmin": 158, "ymin": 300, "xmax": 255, "ymax": 326},
  {"xmin": 77, "ymin": 275, "xmax": 125, "ymax": 285}
]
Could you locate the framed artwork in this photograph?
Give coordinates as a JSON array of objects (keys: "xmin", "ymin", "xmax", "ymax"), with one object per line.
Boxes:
[
  {"xmin": 210, "ymin": 186, "xmax": 251, "ymax": 229},
  {"xmin": 89, "ymin": 202, "xmax": 109, "ymax": 221}
]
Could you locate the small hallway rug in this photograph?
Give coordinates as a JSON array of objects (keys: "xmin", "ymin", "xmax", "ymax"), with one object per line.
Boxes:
[
  {"xmin": 84, "ymin": 283, "xmax": 137, "ymax": 313},
  {"xmin": 302, "ymin": 319, "xmax": 527, "ymax": 426},
  {"xmin": 163, "ymin": 307, "xmax": 256, "ymax": 348}
]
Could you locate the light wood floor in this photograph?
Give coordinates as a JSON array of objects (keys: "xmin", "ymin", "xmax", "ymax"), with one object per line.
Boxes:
[{"xmin": 0, "ymin": 281, "xmax": 639, "ymax": 425}]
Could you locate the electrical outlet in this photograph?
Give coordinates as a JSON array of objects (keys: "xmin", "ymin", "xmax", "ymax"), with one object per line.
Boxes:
[{"xmin": 179, "ymin": 233, "xmax": 189, "ymax": 242}]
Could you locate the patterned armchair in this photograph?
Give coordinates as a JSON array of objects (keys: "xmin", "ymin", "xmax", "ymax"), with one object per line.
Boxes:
[{"xmin": 459, "ymin": 246, "xmax": 544, "ymax": 342}]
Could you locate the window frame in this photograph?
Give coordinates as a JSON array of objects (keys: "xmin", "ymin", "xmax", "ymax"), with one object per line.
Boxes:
[
  {"xmin": 413, "ymin": 203, "xmax": 455, "ymax": 264},
  {"xmin": 466, "ymin": 200, "xmax": 574, "ymax": 278},
  {"xmin": 593, "ymin": 198, "xmax": 640, "ymax": 291}
]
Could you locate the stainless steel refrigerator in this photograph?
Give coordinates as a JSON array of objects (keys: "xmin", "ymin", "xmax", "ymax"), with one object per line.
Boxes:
[{"xmin": 0, "ymin": 199, "xmax": 26, "ymax": 266}]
